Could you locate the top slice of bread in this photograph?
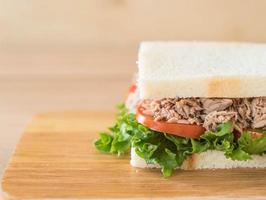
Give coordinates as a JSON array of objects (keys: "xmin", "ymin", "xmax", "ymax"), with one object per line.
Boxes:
[{"xmin": 138, "ymin": 41, "xmax": 266, "ymax": 98}]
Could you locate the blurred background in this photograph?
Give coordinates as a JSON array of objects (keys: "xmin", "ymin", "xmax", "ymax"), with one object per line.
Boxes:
[{"xmin": 1, "ymin": 0, "xmax": 266, "ymax": 177}]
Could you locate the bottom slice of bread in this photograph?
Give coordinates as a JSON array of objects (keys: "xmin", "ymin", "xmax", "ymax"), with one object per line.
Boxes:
[{"xmin": 130, "ymin": 147, "xmax": 266, "ymax": 170}]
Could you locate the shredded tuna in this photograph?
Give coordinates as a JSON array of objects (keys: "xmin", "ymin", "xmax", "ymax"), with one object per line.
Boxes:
[
  {"xmin": 203, "ymin": 111, "xmax": 237, "ymax": 130},
  {"xmin": 251, "ymin": 97, "xmax": 266, "ymax": 129},
  {"xmin": 201, "ymin": 98, "xmax": 233, "ymax": 114},
  {"xmin": 139, "ymin": 97, "xmax": 266, "ymax": 131}
]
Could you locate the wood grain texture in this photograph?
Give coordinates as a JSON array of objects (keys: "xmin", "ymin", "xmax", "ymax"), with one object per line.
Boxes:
[
  {"xmin": 2, "ymin": 112, "xmax": 266, "ymax": 200},
  {"xmin": 0, "ymin": 47, "xmax": 136, "ymax": 178}
]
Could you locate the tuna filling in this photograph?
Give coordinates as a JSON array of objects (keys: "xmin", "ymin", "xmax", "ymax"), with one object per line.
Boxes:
[{"xmin": 139, "ymin": 97, "xmax": 266, "ymax": 132}]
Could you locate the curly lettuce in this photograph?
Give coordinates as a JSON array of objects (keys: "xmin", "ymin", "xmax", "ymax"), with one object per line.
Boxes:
[
  {"xmin": 238, "ymin": 131, "xmax": 266, "ymax": 155},
  {"xmin": 94, "ymin": 104, "xmax": 266, "ymax": 177}
]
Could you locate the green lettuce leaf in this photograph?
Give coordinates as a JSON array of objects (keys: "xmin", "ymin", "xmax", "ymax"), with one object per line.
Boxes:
[
  {"xmin": 156, "ymin": 148, "xmax": 178, "ymax": 177},
  {"xmin": 238, "ymin": 132, "xmax": 266, "ymax": 155},
  {"xmin": 132, "ymin": 128, "xmax": 180, "ymax": 177},
  {"xmin": 94, "ymin": 133, "xmax": 113, "ymax": 153},
  {"xmin": 230, "ymin": 148, "xmax": 251, "ymax": 161},
  {"xmin": 194, "ymin": 122, "xmax": 237, "ymax": 159},
  {"xmin": 94, "ymin": 104, "xmax": 134, "ymax": 155},
  {"xmin": 95, "ymin": 104, "xmax": 266, "ymax": 177}
]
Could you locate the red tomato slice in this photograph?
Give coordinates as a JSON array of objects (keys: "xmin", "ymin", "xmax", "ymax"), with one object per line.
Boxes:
[
  {"xmin": 128, "ymin": 84, "xmax": 137, "ymax": 94},
  {"xmin": 136, "ymin": 106, "xmax": 205, "ymax": 139},
  {"xmin": 126, "ymin": 84, "xmax": 137, "ymax": 101}
]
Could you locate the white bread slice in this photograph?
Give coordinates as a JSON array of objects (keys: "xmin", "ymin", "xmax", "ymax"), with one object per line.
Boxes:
[
  {"xmin": 130, "ymin": 147, "xmax": 266, "ymax": 170},
  {"xmin": 138, "ymin": 41, "xmax": 266, "ymax": 99}
]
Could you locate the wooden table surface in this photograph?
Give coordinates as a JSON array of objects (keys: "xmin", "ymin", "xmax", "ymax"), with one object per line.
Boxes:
[
  {"xmin": 4, "ymin": 111, "xmax": 266, "ymax": 200},
  {"xmin": 0, "ymin": 46, "xmax": 137, "ymax": 179}
]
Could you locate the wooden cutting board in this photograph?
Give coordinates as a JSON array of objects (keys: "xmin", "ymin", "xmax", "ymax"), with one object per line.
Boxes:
[{"xmin": 2, "ymin": 111, "xmax": 266, "ymax": 200}]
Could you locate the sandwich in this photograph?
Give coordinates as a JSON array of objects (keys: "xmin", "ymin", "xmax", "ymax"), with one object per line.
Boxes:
[{"xmin": 95, "ymin": 41, "xmax": 266, "ymax": 177}]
